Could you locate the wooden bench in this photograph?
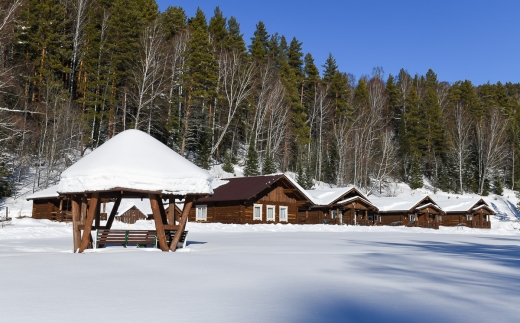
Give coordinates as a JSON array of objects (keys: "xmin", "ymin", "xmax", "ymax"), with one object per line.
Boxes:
[{"xmin": 96, "ymin": 229, "xmax": 189, "ymax": 249}]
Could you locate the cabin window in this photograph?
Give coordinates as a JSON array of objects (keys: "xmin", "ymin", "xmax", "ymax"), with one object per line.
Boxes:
[
  {"xmin": 279, "ymin": 206, "xmax": 288, "ymax": 222},
  {"xmin": 331, "ymin": 210, "xmax": 337, "ymax": 219},
  {"xmin": 266, "ymin": 205, "xmax": 275, "ymax": 221},
  {"xmin": 466, "ymin": 214, "xmax": 473, "ymax": 221},
  {"xmin": 410, "ymin": 214, "xmax": 417, "ymax": 222},
  {"xmin": 196, "ymin": 205, "xmax": 207, "ymax": 221},
  {"xmin": 253, "ymin": 204, "xmax": 262, "ymax": 220}
]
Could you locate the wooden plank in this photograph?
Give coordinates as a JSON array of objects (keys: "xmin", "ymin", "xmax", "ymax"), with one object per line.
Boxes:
[
  {"xmin": 78, "ymin": 193, "xmax": 99, "ymax": 253},
  {"xmin": 170, "ymin": 195, "xmax": 194, "ymax": 251},
  {"xmin": 149, "ymin": 194, "xmax": 169, "ymax": 251},
  {"xmin": 71, "ymin": 195, "xmax": 81, "ymax": 253}
]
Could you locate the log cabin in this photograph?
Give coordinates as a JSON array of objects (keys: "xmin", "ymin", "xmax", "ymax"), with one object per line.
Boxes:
[
  {"xmin": 301, "ymin": 187, "xmax": 378, "ymax": 225},
  {"xmin": 369, "ymin": 195, "xmax": 444, "ymax": 229},
  {"xmin": 437, "ymin": 198, "xmax": 493, "ymax": 228},
  {"xmin": 189, "ymin": 174, "xmax": 314, "ymax": 224}
]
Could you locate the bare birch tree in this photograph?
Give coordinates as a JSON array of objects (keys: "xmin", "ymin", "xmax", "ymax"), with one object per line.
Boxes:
[
  {"xmin": 132, "ymin": 20, "xmax": 166, "ymax": 132},
  {"xmin": 475, "ymin": 108, "xmax": 508, "ymax": 195},
  {"xmin": 211, "ymin": 49, "xmax": 254, "ymax": 155},
  {"xmin": 448, "ymin": 104, "xmax": 472, "ymax": 194},
  {"xmin": 69, "ymin": 0, "xmax": 89, "ymax": 94}
]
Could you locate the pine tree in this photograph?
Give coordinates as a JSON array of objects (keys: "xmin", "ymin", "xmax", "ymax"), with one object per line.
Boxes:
[
  {"xmin": 249, "ymin": 21, "xmax": 269, "ymax": 61},
  {"xmin": 208, "ymin": 7, "xmax": 228, "ymax": 48},
  {"xmin": 181, "ymin": 8, "xmax": 218, "ymax": 155},
  {"xmin": 161, "ymin": 6, "xmax": 187, "ymax": 40},
  {"xmin": 262, "ymin": 148, "xmax": 276, "ymax": 174},
  {"xmin": 322, "ymin": 54, "xmax": 350, "ymax": 116},
  {"xmin": 244, "ymin": 142, "xmax": 260, "ymax": 176},
  {"xmin": 226, "ymin": 16, "xmax": 246, "ymax": 53}
]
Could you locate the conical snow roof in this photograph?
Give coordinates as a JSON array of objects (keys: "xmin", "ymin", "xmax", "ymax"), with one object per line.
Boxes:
[{"xmin": 58, "ymin": 130, "xmax": 213, "ymax": 195}]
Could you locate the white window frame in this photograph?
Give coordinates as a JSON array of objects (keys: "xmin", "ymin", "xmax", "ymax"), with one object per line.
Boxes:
[
  {"xmin": 196, "ymin": 205, "xmax": 207, "ymax": 221},
  {"xmin": 266, "ymin": 205, "xmax": 275, "ymax": 222},
  {"xmin": 279, "ymin": 206, "xmax": 288, "ymax": 222},
  {"xmin": 253, "ymin": 204, "xmax": 263, "ymax": 221}
]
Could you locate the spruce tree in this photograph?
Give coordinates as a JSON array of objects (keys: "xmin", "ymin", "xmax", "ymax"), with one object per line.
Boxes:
[
  {"xmin": 222, "ymin": 150, "xmax": 234, "ymax": 173},
  {"xmin": 262, "ymin": 148, "xmax": 276, "ymax": 174},
  {"xmin": 409, "ymin": 155, "xmax": 423, "ymax": 189},
  {"xmin": 386, "ymin": 74, "xmax": 400, "ymax": 132},
  {"xmin": 0, "ymin": 161, "xmax": 12, "ymax": 198},
  {"xmin": 244, "ymin": 142, "xmax": 260, "ymax": 177}
]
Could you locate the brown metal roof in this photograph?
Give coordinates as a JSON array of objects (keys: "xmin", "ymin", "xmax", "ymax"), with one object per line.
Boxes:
[{"xmin": 196, "ymin": 175, "xmax": 288, "ymax": 202}]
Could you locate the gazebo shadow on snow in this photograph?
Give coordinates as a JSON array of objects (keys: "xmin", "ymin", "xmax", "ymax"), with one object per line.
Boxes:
[{"xmin": 185, "ymin": 241, "xmax": 207, "ymax": 246}]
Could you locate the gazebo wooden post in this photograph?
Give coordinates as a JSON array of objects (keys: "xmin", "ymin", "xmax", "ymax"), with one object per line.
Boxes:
[
  {"xmin": 78, "ymin": 192, "xmax": 100, "ymax": 253},
  {"xmin": 149, "ymin": 194, "xmax": 169, "ymax": 251},
  {"xmin": 80, "ymin": 195, "xmax": 87, "ymax": 225},
  {"xmin": 71, "ymin": 194, "xmax": 81, "ymax": 253},
  {"xmin": 168, "ymin": 196, "xmax": 175, "ymax": 225},
  {"xmin": 170, "ymin": 195, "xmax": 195, "ymax": 252},
  {"xmin": 94, "ymin": 197, "xmax": 101, "ymax": 229}
]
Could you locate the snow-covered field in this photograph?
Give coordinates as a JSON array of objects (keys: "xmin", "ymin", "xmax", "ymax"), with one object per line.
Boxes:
[{"xmin": 1, "ymin": 219, "xmax": 519, "ymax": 323}]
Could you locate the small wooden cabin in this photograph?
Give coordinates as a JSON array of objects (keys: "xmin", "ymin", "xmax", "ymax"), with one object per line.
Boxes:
[
  {"xmin": 437, "ymin": 198, "xmax": 493, "ymax": 228},
  {"xmin": 370, "ymin": 195, "xmax": 444, "ymax": 229},
  {"xmin": 301, "ymin": 187, "xmax": 378, "ymax": 225},
  {"xmin": 26, "ymin": 185, "xmax": 72, "ymax": 221},
  {"xmin": 116, "ymin": 206, "xmax": 149, "ymax": 224},
  {"xmin": 189, "ymin": 174, "xmax": 313, "ymax": 224}
]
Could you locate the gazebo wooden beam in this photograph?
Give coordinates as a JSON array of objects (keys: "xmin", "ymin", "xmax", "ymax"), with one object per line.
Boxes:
[
  {"xmin": 78, "ymin": 192, "xmax": 99, "ymax": 253},
  {"xmin": 170, "ymin": 195, "xmax": 195, "ymax": 252},
  {"xmin": 71, "ymin": 194, "xmax": 81, "ymax": 253},
  {"xmin": 149, "ymin": 194, "xmax": 169, "ymax": 251},
  {"xmin": 105, "ymin": 194, "xmax": 122, "ymax": 229}
]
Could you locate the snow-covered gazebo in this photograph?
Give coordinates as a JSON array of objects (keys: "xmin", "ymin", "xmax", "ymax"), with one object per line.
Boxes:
[{"xmin": 57, "ymin": 129, "xmax": 213, "ymax": 253}]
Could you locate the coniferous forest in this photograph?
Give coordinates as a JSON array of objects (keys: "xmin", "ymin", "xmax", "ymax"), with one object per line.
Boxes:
[{"xmin": 1, "ymin": 0, "xmax": 520, "ymax": 197}]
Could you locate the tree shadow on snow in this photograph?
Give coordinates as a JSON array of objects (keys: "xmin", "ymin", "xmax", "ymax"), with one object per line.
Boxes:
[{"xmin": 293, "ymin": 294, "xmax": 455, "ymax": 323}]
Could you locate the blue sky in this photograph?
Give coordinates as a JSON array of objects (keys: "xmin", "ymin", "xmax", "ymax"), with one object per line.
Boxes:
[{"xmin": 156, "ymin": 0, "xmax": 520, "ymax": 85}]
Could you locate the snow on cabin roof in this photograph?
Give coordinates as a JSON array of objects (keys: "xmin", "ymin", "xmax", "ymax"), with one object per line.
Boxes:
[
  {"xmin": 305, "ymin": 186, "xmax": 359, "ymax": 206},
  {"xmin": 369, "ymin": 195, "xmax": 431, "ymax": 212},
  {"xmin": 26, "ymin": 185, "xmax": 60, "ymax": 200},
  {"xmin": 336, "ymin": 196, "xmax": 376, "ymax": 208},
  {"xmin": 57, "ymin": 130, "xmax": 213, "ymax": 195},
  {"xmin": 436, "ymin": 198, "xmax": 489, "ymax": 213}
]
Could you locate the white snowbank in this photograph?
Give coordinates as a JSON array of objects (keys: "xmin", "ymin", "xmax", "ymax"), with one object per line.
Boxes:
[{"xmin": 58, "ymin": 129, "xmax": 213, "ymax": 195}]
